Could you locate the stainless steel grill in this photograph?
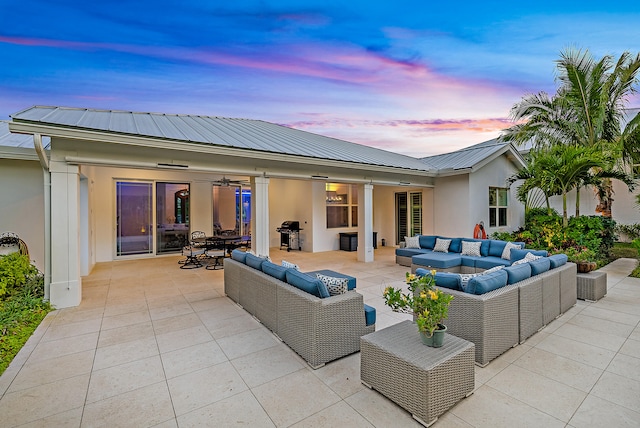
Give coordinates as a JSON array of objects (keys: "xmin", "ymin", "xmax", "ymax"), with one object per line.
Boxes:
[{"xmin": 276, "ymin": 221, "xmax": 302, "ymax": 251}]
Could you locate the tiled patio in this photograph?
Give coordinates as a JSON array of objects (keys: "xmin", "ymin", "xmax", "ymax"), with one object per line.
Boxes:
[{"xmin": 0, "ymin": 247, "xmax": 639, "ymax": 427}]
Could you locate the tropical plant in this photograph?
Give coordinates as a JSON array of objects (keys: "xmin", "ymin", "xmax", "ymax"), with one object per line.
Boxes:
[
  {"xmin": 502, "ymin": 48, "xmax": 640, "ymax": 216},
  {"xmin": 383, "ymin": 271, "xmax": 453, "ymax": 337}
]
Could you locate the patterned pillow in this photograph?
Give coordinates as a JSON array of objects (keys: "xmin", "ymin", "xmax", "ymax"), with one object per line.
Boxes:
[
  {"xmin": 512, "ymin": 252, "xmax": 542, "ymax": 265},
  {"xmin": 316, "ymin": 273, "xmax": 349, "ymax": 296},
  {"xmin": 459, "ymin": 272, "xmax": 479, "ymax": 288},
  {"xmin": 501, "ymin": 242, "xmax": 523, "ymax": 260},
  {"xmin": 461, "ymin": 241, "xmax": 482, "ymax": 257},
  {"xmin": 281, "ymin": 260, "xmax": 300, "ymax": 270},
  {"xmin": 433, "ymin": 238, "xmax": 451, "ymax": 253},
  {"xmin": 405, "ymin": 236, "xmax": 421, "ymax": 249}
]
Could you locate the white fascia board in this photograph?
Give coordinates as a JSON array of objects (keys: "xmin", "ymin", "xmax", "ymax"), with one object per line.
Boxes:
[{"xmin": 9, "ymin": 121, "xmax": 436, "ymax": 178}]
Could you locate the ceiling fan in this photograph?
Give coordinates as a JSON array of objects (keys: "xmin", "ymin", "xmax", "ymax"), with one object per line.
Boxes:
[{"xmin": 212, "ymin": 176, "xmax": 248, "ymax": 187}]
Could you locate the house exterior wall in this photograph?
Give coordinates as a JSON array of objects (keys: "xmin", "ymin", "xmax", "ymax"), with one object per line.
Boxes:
[
  {"xmin": 0, "ymin": 158, "xmax": 45, "ymax": 270},
  {"xmin": 469, "ymin": 155, "xmax": 525, "ymax": 237},
  {"xmin": 433, "ymin": 174, "xmax": 470, "ymax": 237}
]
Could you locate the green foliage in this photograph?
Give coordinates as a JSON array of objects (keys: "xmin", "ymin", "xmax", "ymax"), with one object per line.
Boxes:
[
  {"xmin": 0, "ymin": 255, "xmax": 50, "ymax": 375},
  {"xmin": 383, "ymin": 271, "xmax": 453, "ymax": 337},
  {"xmin": 632, "ymin": 239, "xmax": 640, "ymax": 251},
  {"xmin": 488, "ymin": 231, "xmax": 515, "ymax": 241},
  {"xmin": 0, "ymin": 253, "xmax": 40, "ymax": 299},
  {"xmin": 525, "ymin": 207, "xmax": 558, "ymax": 225},
  {"xmin": 616, "ymin": 223, "xmax": 640, "ymax": 241}
]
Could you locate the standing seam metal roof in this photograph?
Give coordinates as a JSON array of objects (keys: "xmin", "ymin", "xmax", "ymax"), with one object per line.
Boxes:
[
  {"xmin": 419, "ymin": 138, "xmax": 514, "ymax": 171},
  {"xmin": 10, "ymin": 106, "xmax": 435, "ymax": 172},
  {"xmin": 0, "ymin": 120, "xmax": 50, "ymax": 149}
]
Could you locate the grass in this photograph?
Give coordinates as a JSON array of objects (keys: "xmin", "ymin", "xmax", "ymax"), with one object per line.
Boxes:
[{"xmin": 610, "ymin": 242, "xmax": 640, "ymax": 278}]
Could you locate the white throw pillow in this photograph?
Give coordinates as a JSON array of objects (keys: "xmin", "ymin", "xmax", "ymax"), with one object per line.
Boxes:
[
  {"xmin": 281, "ymin": 260, "xmax": 300, "ymax": 270},
  {"xmin": 405, "ymin": 236, "xmax": 421, "ymax": 249},
  {"xmin": 512, "ymin": 252, "xmax": 542, "ymax": 265},
  {"xmin": 461, "ymin": 241, "xmax": 482, "ymax": 257},
  {"xmin": 433, "ymin": 238, "xmax": 451, "ymax": 253},
  {"xmin": 459, "ymin": 272, "xmax": 479, "ymax": 288},
  {"xmin": 316, "ymin": 273, "xmax": 349, "ymax": 296},
  {"xmin": 501, "ymin": 242, "xmax": 522, "ymax": 260}
]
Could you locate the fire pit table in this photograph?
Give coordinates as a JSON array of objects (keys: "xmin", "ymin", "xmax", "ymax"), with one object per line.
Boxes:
[{"xmin": 360, "ymin": 320, "xmax": 475, "ymax": 427}]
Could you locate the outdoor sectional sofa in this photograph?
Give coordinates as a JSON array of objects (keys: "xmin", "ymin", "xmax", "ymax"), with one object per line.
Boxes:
[
  {"xmin": 223, "ymin": 250, "xmax": 376, "ymax": 369},
  {"xmin": 402, "ymin": 236, "xmax": 577, "ymax": 366}
]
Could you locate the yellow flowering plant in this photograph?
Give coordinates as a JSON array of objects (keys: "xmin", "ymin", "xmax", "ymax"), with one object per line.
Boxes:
[{"xmin": 383, "ymin": 271, "xmax": 454, "ymax": 337}]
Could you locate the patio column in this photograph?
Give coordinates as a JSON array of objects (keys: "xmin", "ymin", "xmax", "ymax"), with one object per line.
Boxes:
[
  {"xmin": 49, "ymin": 160, "xmax": 82, "ymax": 308},
  {"xmin": 251, "ymin": 176, "xmax": 270, "ymax": 257},
  {"xmin": 357, "ymin": 183, "xmax": 374, "ymax": 262}
]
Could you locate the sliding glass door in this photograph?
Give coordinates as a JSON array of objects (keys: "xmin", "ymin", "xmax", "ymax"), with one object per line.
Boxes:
[{"xmin": 116, "ymin": 181, "xmax": 153, "ymax": 256}]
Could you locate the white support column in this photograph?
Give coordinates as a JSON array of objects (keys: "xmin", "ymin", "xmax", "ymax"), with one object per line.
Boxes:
[
  {"xmin": 357, "ymin": 183, "xmax": 374, "ymax": 262},
  {"xmin": 251, "ymin": 176, "xmax": 270, "ymax": 257},
  {"xmin": 49, "ymin": 161, "xmax": 82, "ymax": 308}
]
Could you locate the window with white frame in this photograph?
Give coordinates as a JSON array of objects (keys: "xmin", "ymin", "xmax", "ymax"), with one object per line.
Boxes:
[
  {"xmin": 326, "ymin": 183, "xmax": 358, "ymax": 228},
  {"xmin": 489, "ymin": 187, "xmax": 508, "ymax": 227}
]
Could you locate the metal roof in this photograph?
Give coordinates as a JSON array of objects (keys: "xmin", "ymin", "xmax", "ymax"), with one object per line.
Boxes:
[
  {"xmin": 420, "ymin": 138, "xmax": 520, "ymax": 171},
  {"xmin": 10, "ymin": 106, "xmax": 433, "ymax": 172},
  {"xmin": 0, "ymin": 120, "xmax": 50, "ymax": 149}
]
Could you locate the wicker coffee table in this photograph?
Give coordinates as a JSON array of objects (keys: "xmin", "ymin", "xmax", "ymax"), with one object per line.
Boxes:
[{"xmin": 360, "ymin": 320, "xmax": 475, "ymax": 427}]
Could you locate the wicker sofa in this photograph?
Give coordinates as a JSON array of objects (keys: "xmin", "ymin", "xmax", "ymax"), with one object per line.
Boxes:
[
  {"xmin": 415, "ymin": 254, "xmax": 577, "ymax": 366},
  {"xmin": 223, "ymin": 255, "xmax": 375, "ymax": 369}
]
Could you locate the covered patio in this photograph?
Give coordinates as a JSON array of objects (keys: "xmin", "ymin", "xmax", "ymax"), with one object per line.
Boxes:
[{"xmin": 0, "ymin": 248, "xmax": 639, "ymax": 427}]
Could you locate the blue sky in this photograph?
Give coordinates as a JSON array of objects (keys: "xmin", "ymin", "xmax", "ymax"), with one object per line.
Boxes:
[{"xmin": 1, "ymin": 1, "xmax": 639, "ymax": 156}]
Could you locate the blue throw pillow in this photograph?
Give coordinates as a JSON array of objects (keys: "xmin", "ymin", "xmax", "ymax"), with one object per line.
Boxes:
[
  {"xmin": 510, "ymin": 248, "xmax": 548, "ymax": 263},
  {"xmin": 261, "ymin": 261, "xmax": 289, "ymax": 281},
  {"xmin": 449, "ymin": 237, "xmax": 462, "ymax": 253},
  {"xmin": 529, "ymin": 257, "xmax": 551, "ymax": 275},
  {"xmin": 549, "ymin": 254, "xmax": 568, "ymax": 268},
  {"xmin": 488, "ymin": 240, "xmax": 508, "ymax": 258},
  {"xmin": 465, "ymin": 270, "xmax": 508, "ymax": 295},
  {"xmin": 231, "ymin": 249, "xmax": 247, "ymax": 263},
  {"xmin": 434, "ymin": 272, "xmax": 461, "ymax": 291},
  {"xmin": 245, "ymin": 253, "xmax": 265, "ymax": 270},
  {"xmin": 285, "ymin": 269, "xmax": 330, "ymax": 298},
  {"xmin": 503, "ymin": 263, "xmax": 532, "ymax": 285},
  {"xmin": 418, "ymin": 235, "xmax": 437, "ymax": 250}
]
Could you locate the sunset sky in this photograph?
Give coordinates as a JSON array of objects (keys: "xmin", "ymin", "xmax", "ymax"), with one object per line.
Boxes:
[{"xmin": 1, "ymin": 1, "xmax": 639, "ymax": 156}]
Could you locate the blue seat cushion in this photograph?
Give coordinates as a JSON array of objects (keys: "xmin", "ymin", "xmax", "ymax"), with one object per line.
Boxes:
[
  {"xmin": 261, "ymin": 261, "xmax": 289, "ymax": 281},
  {"xmin": 412, "ymin": 252, "xmax": 462, "ymax": 269},
  {"xmin": 432, "ymin": 272, "xmax": 461, "ymax": 291},
  {"xmin": 460, "ymin": 255, "xmax": 483, "ymax": 267},
  {"xmin": 395, "ymin": 248, "xmax": 432, "ymax": 258},
  {"xmin": 461, "ymin": 238, "xmax": 490, "ymax": 257},
  {"xmin": 464, "ymin": 269, "xmax": 508, "ymax": 295},
  {"xmin": 503, "ymin": 263, "xmax": 532, "ymax": 285},
  {"xmin": 418, "ymin": 235, "xmax": 438, "ymax": 250},
  {"xmin": 549, "ymin": 254, "xmax": 568, "ymax": 268},
  {"xmin": 364, "ymin": 304, "xmax": 376, "ymax": 326},
  {"xmin": 305, "ymin": 269, "xmax": 356, "ymax": 290},
  {"xmin": 510, "ymin": 248, "xmax": 549, "ymax": 263},
  {"xmin": 529, "ymin": 257, "xmax": 551, "ymax": 275},
  {"xmin": 245, "ymin": 253, "xmax": 266, "ymax": 270},
  {"xmin": 231, "ymin": 249, "xmax": 247, "ymax": 263},
  {"xmin": 475, "ymin": 256, "xmax": 511, "ymax": 270},
  {"xmin": 285, "ymin": 269, "xmax": 330, "ymax": 298}
]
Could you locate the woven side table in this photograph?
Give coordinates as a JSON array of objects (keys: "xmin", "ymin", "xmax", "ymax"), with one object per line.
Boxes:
[
  {"xmin": 360, "ymin": 320, "xmax": 475, "ymax": 427},
  {"xmin": 577, "ymin": 271, "xmax": 607, "ymax": 301}
]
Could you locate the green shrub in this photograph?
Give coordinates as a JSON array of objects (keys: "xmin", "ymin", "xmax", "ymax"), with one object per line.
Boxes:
[
  {"xmin": 0, "ymin": 253, "xmax": 40, "ymax": 299},
  {"xmin": 617, "ymin": 223, "xmax": 640, "ymax": 240},
  {"xmin": 489, "ymin": 231, "xmax": 515, "ymax": 241}
]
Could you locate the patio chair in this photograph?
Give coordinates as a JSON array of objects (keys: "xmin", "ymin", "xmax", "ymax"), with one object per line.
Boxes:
[
  {"xmin": 205, "ymin": 237, "xmax": 226, "ymax": 270},
  {"xmin": 0, "ymin": 232, "xmax": 29, "ymax": 257},
  {"xmin": 180, "ymin": 231, "xmax": 207, "ymax": 269}
]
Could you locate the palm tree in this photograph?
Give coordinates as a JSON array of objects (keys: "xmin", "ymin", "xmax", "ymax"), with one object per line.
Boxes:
[{"xmin": 502, "ymin": 49, "xmax": 640, "ymax": 216}]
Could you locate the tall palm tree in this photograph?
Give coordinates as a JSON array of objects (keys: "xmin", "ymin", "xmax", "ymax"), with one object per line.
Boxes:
[{"xmin": 502, "ymin": 49, "xmax": 640, "ymax": 216}]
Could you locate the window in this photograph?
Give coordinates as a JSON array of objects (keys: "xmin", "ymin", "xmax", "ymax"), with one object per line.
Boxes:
[
  {"xmin": 489, "ymin": 187, "xmax": 508, "ymax": 227},
  {"xmin": 326, "ymin": 183, "xmax": 358, "ymax": 228},
  {"xmin": 395, "ymin": 191, "xmax": 422, "ymax": 244}
]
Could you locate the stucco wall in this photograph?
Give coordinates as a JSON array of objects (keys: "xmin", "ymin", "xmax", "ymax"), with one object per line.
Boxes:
[
  {"xmin": 0, "ymin": 158, "xmax": 45, "ymax": 270},
  {"xmin": 433, "ymin": 174, "xmax": 470, "ymax": 237}
]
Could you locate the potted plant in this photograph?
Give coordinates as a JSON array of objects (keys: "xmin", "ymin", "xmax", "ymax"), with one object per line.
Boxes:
[
  {"xmin": 561, "ymin": 246, "xmax": 598, "ymax": 272},
  {"xmin": 383, "ymin": 271, "xmax": 454, "ymax": 347}
]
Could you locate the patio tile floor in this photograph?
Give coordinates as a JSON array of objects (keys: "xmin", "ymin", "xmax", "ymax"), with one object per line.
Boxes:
[{"xmin": 0, "ymin": 248, "xmax": 639, "ymax": 427}]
